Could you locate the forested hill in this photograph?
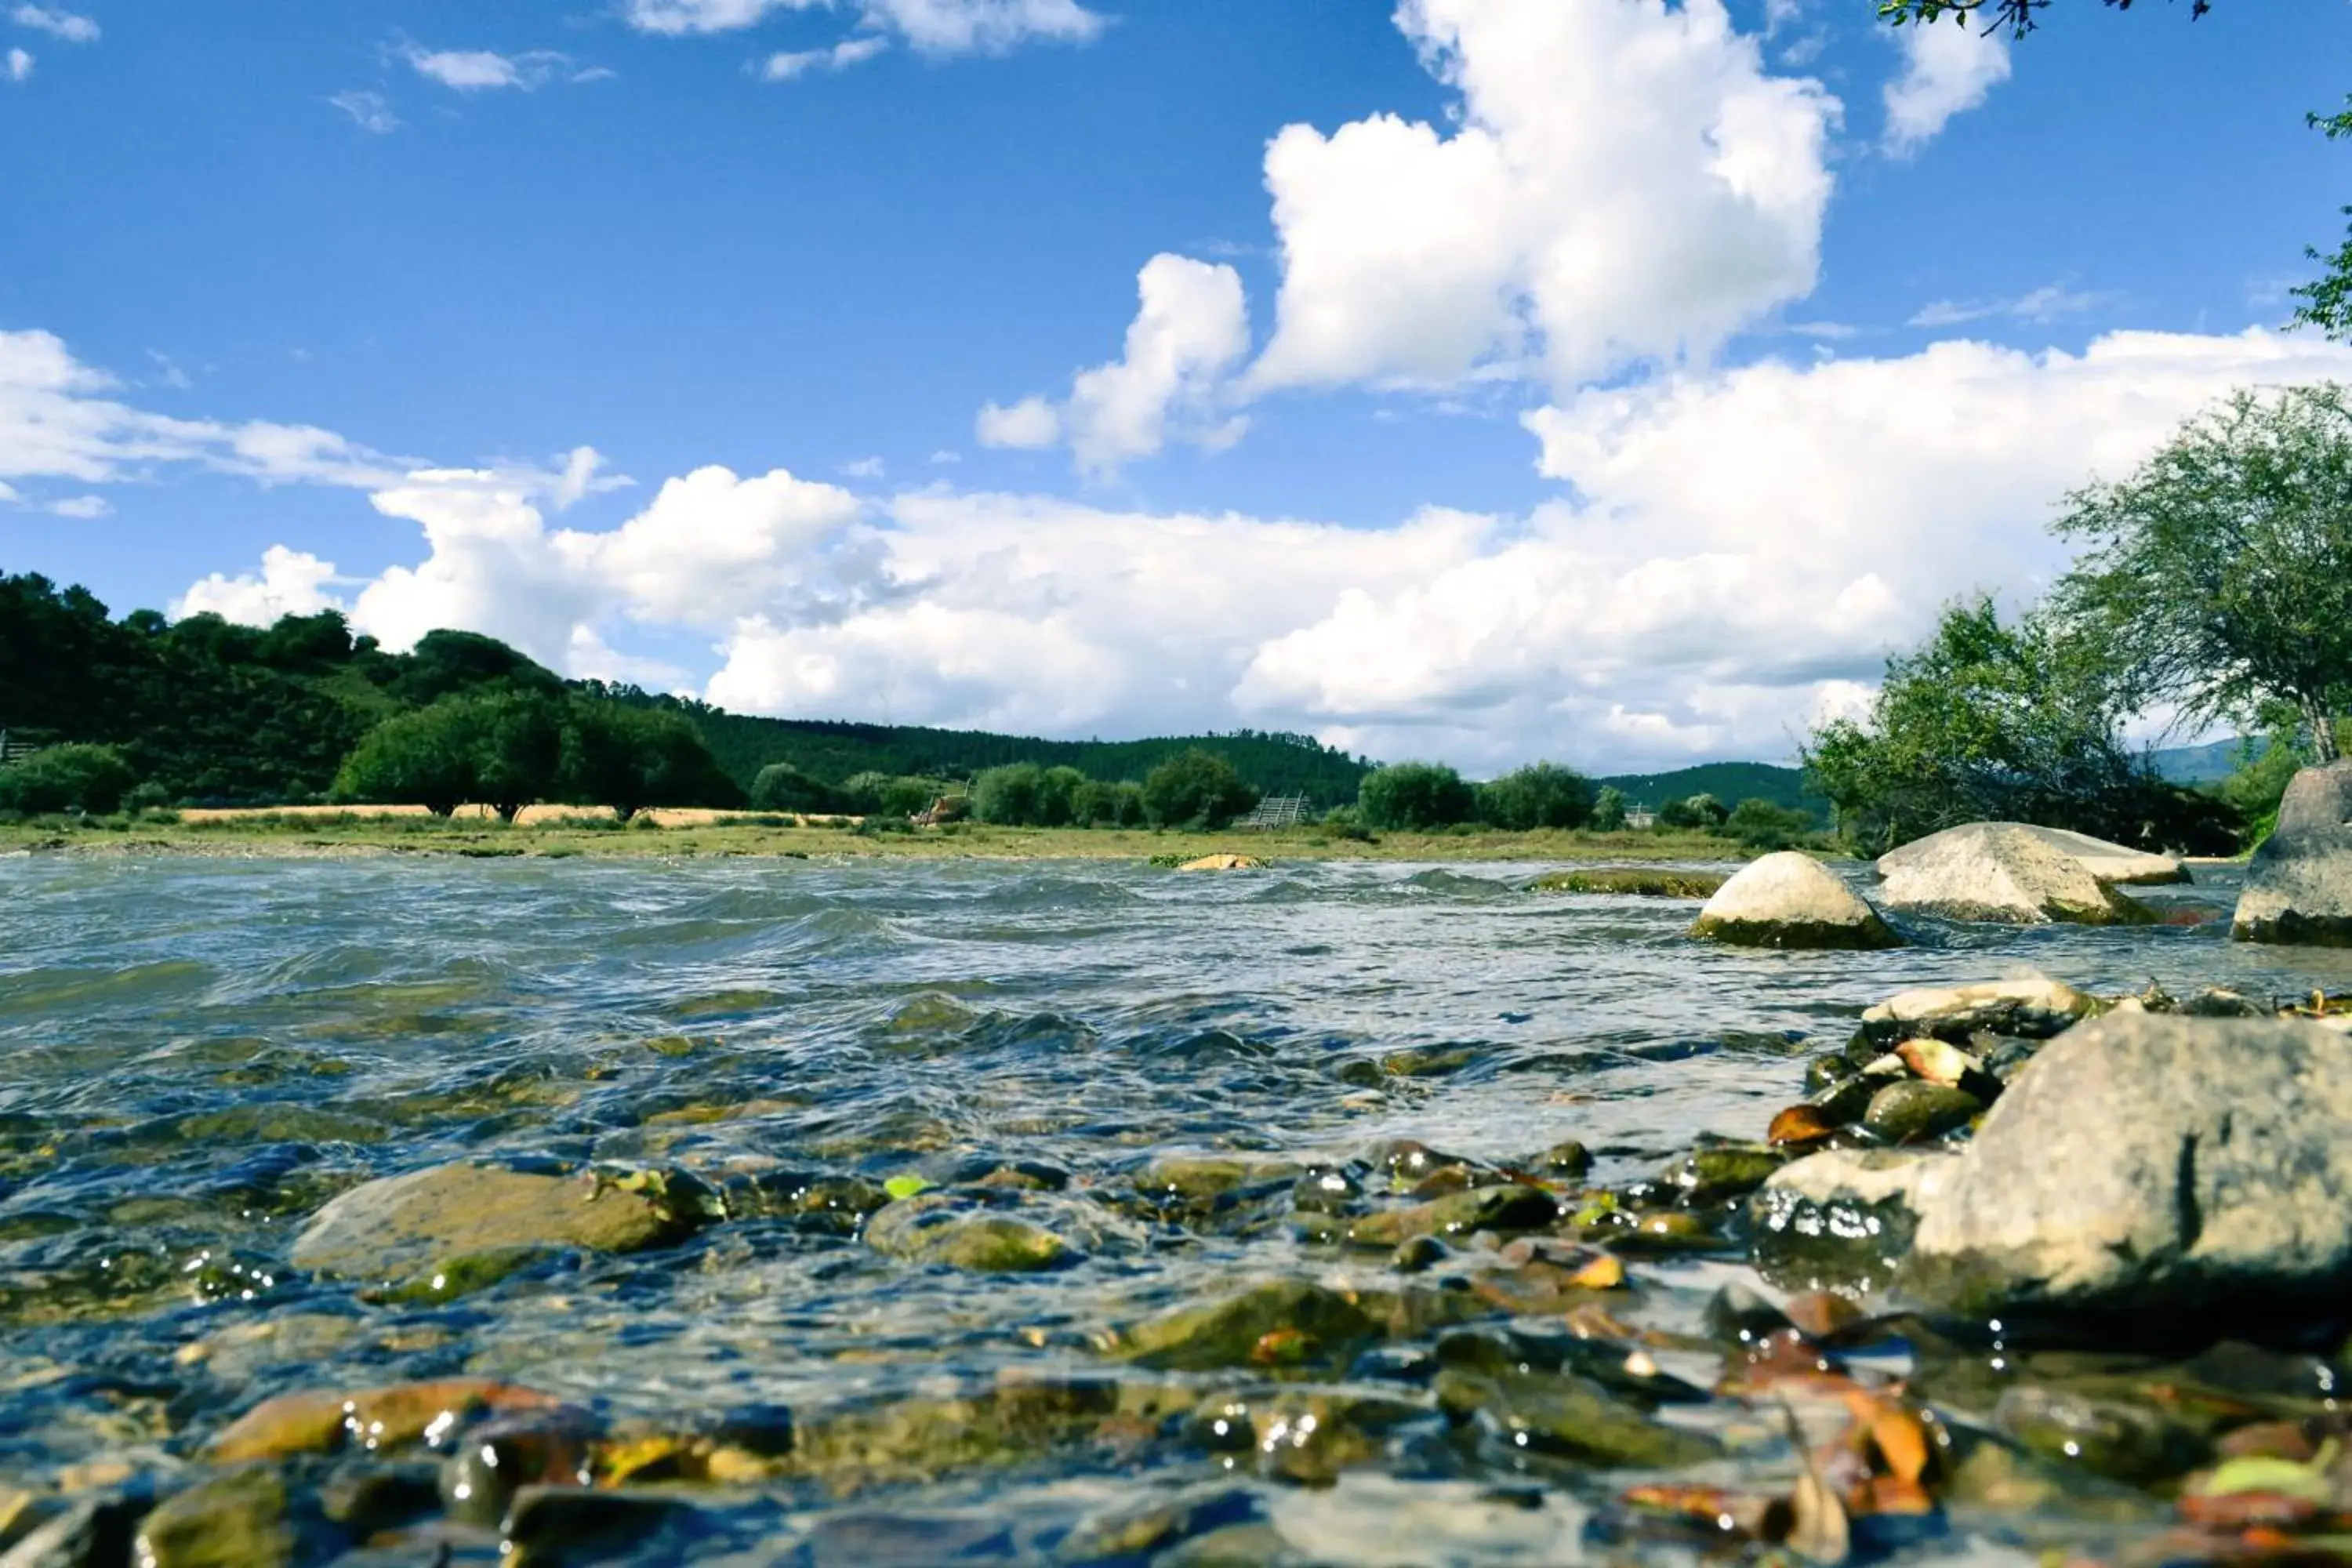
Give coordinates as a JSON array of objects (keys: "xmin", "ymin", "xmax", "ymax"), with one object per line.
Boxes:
[
  {"xmin": 1594, "ymin": 761, "xmax": 1824, "ymax": 815},
  {"xmin": 613, "ymin": 700, "xmax": 1374, "ymax": 806},
  {"xmin": 0, "ymin": 573, "xmax": 1374, "ymax": 806}
]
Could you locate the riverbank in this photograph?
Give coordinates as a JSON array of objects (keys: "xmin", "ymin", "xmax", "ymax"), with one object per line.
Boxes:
[{"xmin": 0, "ymin": 812, "xmax": 1782, "ymax": 864}]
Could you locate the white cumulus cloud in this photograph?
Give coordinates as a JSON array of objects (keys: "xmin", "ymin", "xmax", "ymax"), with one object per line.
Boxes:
[
  {"xmin": 5, "ymin": 47, "xmax": 31, "ymax": 82},
  {"xmin": 975, "ymin": 396, "xmax": 1060, "ymax": 450},
  {"xmin": 759, "ymin": 36, "xmax": 889, "ymax": 78},
  {"xmin": 626, "ymin": 0, "xmax": 1100, "ymax": 54},
  {"xmin": 1882, "ymin": 17, "xmax": 2011, "ymax": 154},
  {"xmin": 9, "ymin": 5, "xmax": 92, "ymax": 42},
  {"xmin": 176, "ymin": 546, "xmax": 344, "ymax": 626},
  {"xmin": 401, "ymin": 45, "xmax": 573, "ymax": 92}
]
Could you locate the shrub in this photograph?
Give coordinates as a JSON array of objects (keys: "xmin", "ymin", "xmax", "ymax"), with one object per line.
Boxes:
[
  {"xmin": 749, "ymin": 761, "xmax": 839, "ymax": 815},
  {"xmin": 1071, "ymin": 779, "xmax": 1145, "ymax": 827},
  {"xmin": 1475, "ymin": 762, "xmax": 1595, "ymax": 831},
  {"xmin": 1590, "ymin": 786, "xmax": 1628, "ymax": 832},
  {"xmin": 1656, "ymin": 793, "xmax": 1729, "ymax": 831},
  {"xmin": 0, "ymin": 743, "xmax": 137, "ymax": 815},
  {"xmin": 1357, "ymin": 761, "xmax": 1475, "ymax": 832},
  {"xmin": 971, "ymin": 763, "xmax": 1046, "ymax": 826},
  {"xmin": 1142, "ymin": 749, "xmax": 1258, "ymax": 829},
  {"xmin": 1035, "ymin": 765, "xmax": 1087, "ymax": 827},
  {"xmin": 1724, "ymin": 797, "xmax": 1817, "ymax": 851}
]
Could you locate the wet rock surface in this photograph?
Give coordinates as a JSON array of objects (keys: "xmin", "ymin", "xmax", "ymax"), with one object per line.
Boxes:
[
  {"xmin": 1881, "ymin": 822, "xmax": 2187, "ymax": 887},
  {"xmin": 1904, "ymin": 1012, "xmax": 2352, "ymax": 1329},
  {"xmin": 1878, "ymin": 821, "xmax": 2157, "ymax": 925},
  {"xmin": 5, "ymin": 854, "xmax": 2352, "ymax": 1566},
  {"xmin": 1689, "ymin": 851, "xmax": 1901, "ymax": 949},
  {"xmin": 2234, "ymin": 760, "xmax": 2352, "ymax": 946}
]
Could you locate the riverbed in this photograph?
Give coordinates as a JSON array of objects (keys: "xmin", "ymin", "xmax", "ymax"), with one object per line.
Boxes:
[{"xmin": 2, "ymin": 854, "xmax": 2347, "ymax": 1564}]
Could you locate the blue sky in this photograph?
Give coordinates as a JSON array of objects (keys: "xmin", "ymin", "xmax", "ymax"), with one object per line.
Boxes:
[{"xmin": 4, "ymin": 0, "xmax": 2350, "ymax": 770}]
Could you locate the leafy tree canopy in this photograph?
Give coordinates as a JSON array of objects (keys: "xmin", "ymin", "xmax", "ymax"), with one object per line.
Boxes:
[
  {"xmin": 2050, "ymin": 384, "xmax": 2352, "ymax": 763},
  {"xmin": 1475, "ymin": 762, "xmax": 1595, "ymax": 832},
  {"xmin": 0, "ymin": 744, "xmax": 136, "ymax": 816},
  {"xmin": 1142, "ymin": 750, "xmax": 1259, "ymax": 830},
  {"xmin": 1357, "ymin": 762, "xmax": 1476, "ymax": 832}
]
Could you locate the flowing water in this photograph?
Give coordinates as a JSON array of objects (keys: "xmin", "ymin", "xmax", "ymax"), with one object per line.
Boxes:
[{"xmin": 1, "ymin": 852, "xmax": 2347, "ymax": 1564}]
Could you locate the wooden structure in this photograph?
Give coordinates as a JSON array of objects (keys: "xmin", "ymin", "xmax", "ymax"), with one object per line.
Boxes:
[{"xmin": 1236, "ymin": 794, "xmax": 1310, "ymax": 829}]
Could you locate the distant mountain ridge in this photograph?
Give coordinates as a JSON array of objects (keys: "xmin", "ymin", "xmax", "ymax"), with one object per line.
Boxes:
[{"xmin": 1593, "ymin": 760, "xmax": 1822, "ymax": 816}]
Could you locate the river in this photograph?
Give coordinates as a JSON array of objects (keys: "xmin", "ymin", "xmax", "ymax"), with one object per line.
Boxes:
[{"xmin": 2, "ymin": 853, "xmax": 2347, "ymax": 1564}]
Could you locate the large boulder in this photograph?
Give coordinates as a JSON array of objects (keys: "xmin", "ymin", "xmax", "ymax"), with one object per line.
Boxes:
[
  {"xmin": 1875, "ymin": 822, "xmax": 2154, "ymax": 925},
  {"xmin": 1900, "ymin": 1014, "xmax": 2352, "ymax": 1335},
  {"xmin": 1880, "ymin": 822, "xmax": 2184, "ymax": 887},
  {"xmin": 1689, "ymin": 851, "xmax": 1900, "ymax": 950},
  {"xmin": 2233, "ymin": 760, "xmax": 2352, "ymax": 946},
  {"xmin": 292, "ymin": 1161, "xmax": 705, "ymax": 1285}
]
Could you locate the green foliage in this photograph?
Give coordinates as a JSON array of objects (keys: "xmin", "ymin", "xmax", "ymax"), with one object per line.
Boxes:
[
  {"xmin": 1590, "ymin": 786, "xmax": 1628, "ymax": 833},
  {"xmin": 2218, "ymin": 717, "xmax": 2352, "ymax": 847},
  {"xmin": 1070, "ymin": 778, "xmax": 1145, "ymax": 827},
  {"xmin": 1724, "ymin": 797, "xmax": 1819, "ymax": 851},
  {"xmin": 971, "ymin": 762, "xmax": 1046, "ymax": 826},
  {"xmin": 1356, "ymin": 761, "xmax": 1475, "ymax": 832},
  {"xmin": 1595, "ymin": 762, "xmax": 1824, "ymax": 818},
  {"xmin": 2052, "ymin": 385, "xmax": 2352, "ymax": 762},
  {"xmin": 748, "ymin": 761, "xmax": 840, "ymax": 814},
  {"xmin": 1142, "ymin": 749, "xmax": 1259, "ymax": 830},
  {"xmin": 1475, "ymin": 762, "xmax": 1595, "ymax": 831},
  {"xmin": 558, "ymin": 702, "xmax": 741, "ymax": 818},
  {"xmin": 393, "ymin": 630, "xmax": 564, "ymax": 706},
  {"xmin": 1873, "ymin": 1, "xmax": 2211, "ymax": 41},
  {"xmin": 333, "ymin": 693, "xmax": 561, "ymax": 818},
  {"xmin": 837, "ymin": 771, "xmax": 950, "ymax": 818},
  {"xmin": 1802, "ymin": 596, "xmax": 2214, "ymax": 854},
  {"xmin": 0, "ymin": 743, "xmax": 136, "ymax": 815},
  {"xmin": 1657, "ymin": 793, "xmax": 1729, "ymax": 831}
]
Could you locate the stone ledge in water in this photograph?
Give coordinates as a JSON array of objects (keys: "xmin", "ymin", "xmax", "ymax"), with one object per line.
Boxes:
[
  {"xmin": 1900, "ymin": 1013, "xmax": 2352, "ymax": 1334},
  {"xmin": 1162, "ymin": 852, "xmax": 1267, "ymax": 871},
  {"xmin": 289, "ymin": 1161, "xmax": 706, "ymax": 1283},
  {"xmin": 863, "ymin": 1193, "xmax": 1074, "ymax": 1272},
  {"xmin": 1689, "ymin": 851, "xmax": 1900, "ymax": 950},
  {"xmin": 2232, "ymin": 760, "xmax": 2352, "ymax": 947},
  {"xmin": 1858, "ymin": 976, "xmax": 2103, "ymax": 1045},
  {"xmin": 1877, "ymin": 823, "xmax": 2154, "ymax": 926},
  {"xmin": 1879, "ymin": 822, "xmax": 2186, "ymax": 887},
  {"xmin": 1528, "ymin": 867, "xmax": 1727, "ymax": 898}
]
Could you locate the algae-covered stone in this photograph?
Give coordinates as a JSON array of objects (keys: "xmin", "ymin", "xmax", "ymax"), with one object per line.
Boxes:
[
  {"xmin": 864, "ymin": 1193, "xmax": 1073, "ymax": 1272},
  {"xmin": 133, "ymin": 1466, "xmax": 319, "ymax": 1568},
  {"xmin": 1862, "ymin": 1080, "xmax": 1983, "ymax": 1144},
  {"xmin": 1185, "ymin": 1388, "xmax": 1427, "ymax": 1485},
  {"xmin": 501, "ymin": 1486, "xmax": 686, "ymax": 1566},
  {"xmin": 209, "ymin": 1379, "xmax": 562, "ymax": 1463},
  {"xmin": 1530, "ymin": 868, "xmax": 1727, "ymax": 898},
  {"xmin": 1322, "ymin": 1185, "xmax": 1559, "ymax": 1249},
  {"xmin": 1904, "ymin": 1014, "xmax": 2352, "ymax": 1329},
  {"xmin": 0, "ymin": 1494, "xmax": 150, "ymax": 1568},
  {"xmin": 1857, "ymin": 976, "xmax": 2103, "ymax": 1045},
  {"xmin": 2233, "ymin": 760, "xmax": 2352, "ymax": 946},
  {"xmin": 1122, "ymin": 1279, "xmax": 1379, "ymax": 1372},
  {"xmin": 1433, "ymin": 1368, "xmax": 1719, "ymax": 1468},
  {"xmin": 1690, "ymin": 852, "xmax": 1900, "ymax": 950},
  {"xmin": 1992, "ymin": 1385, "xmax": 2207, "ymax": 1484},
  {"xmin": 1657, "ymin": 1145, "xmax": 1784, "ymax": 1205},
  {"xmin": 1877, "ymin": 823, "xmax": 2154, "ymax": 925},
  {"xmin": 290, "ymin": 1160, "xmax": 703, "ymax": 1283}
]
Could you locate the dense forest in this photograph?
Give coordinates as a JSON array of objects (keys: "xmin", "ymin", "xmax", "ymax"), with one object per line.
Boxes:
[{"xmin": 0, "ymin": 574, "xmax": 1377, "ymax": 810}]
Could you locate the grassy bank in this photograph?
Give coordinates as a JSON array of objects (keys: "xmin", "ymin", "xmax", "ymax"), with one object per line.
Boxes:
[{"xmin": 0, "ymin": 811, "xmax": 1784, "ymax": 864}]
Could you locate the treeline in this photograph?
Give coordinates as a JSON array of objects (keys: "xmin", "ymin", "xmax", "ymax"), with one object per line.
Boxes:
[
  {"xmin": 1806, "ymin": 384, "xmax": 2352, "ymax": 856},
  {"xmin": 0, "ymin": 577, "xmax": 742, "ymax": 816},
  {"xmin": 590, "ymin": 693, "xmax": 1376, "ymax": 808}
]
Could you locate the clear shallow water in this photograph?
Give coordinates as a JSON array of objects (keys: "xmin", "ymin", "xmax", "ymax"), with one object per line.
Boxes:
[{"xmin": 1, "ymin": 853, "xmax": 2347, "ymax": 1563}]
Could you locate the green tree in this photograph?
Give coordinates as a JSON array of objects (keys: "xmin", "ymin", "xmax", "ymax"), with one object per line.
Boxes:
[
  {"xmin": 971, "ymin": 762, "xmax": 1046, "ymax": 826},
  {"xmin": 334, "ymin": 692, "xmax": 563, "ymax": 818},
  {"xmin": 1071, "ymin": 778, "xmax": 1145, "ymax": 827},
  {"xmin": 391, "ymin": 630, "xmax": 564, "ymax": 706},
  {"xmin": 1874, "ymin": 2, "xmax": 2211, "ymax": 36},
  {"xmin": 1802, "ymin": 597, "xmax": 2166, "ymax": 852},
  {"xmin": 1655, "ymin": 792, "xmax": 1729, "ymax": 830},
  {"xmin": 1036, "ymin": 765, "xmax": 1088, "ymax": 828},
  {"xmin": 2051, "ymin": 385, "xmax": 2352, "ymax": 763},
  {"xmin": 1726, "ymin": 797, "xmax": 1818, "ymax": 851},
  {"xmin": 749, "ymin": 761, "xmax": 839, "ymax": 814},
  {"xmin": 1590, "ymin": 786, "xmax": 1628, "ymax": 832},
  {"xmin": 559, "ymin": 701, "xmax": 741, "ymax": 819},
  {"xmin": 1357, "ymin": 761, "xmax": 1475, "ymax": 832},
  {"xmin": 0, "ymin": 744, "xmax": 137, "ymax": 815},
  {"xmin": 1475, "ymin": 762, "xmax": 1595, "ymax": 831},
  {"xmin": 1142, "ymin": 749, "xmax": 1258, "ymax": 829}
]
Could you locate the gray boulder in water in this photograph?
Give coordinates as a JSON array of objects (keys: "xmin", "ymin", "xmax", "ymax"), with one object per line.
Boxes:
[
  {"xmin": 2233, "ymin": 760, "xmax": 2352, "ymax": 946},
  {"xmin": 1875, "ymin": 822, "xmax": 2154, "ymax": 925},
  {"xmin": 1689, "ymin": 851, "xmax": 1900, "ymax": 950},
  {"xmin": 1878, "ymin": 822, "xmax": 2184, "ymax": 887},
  {"xmin": 1900, "ymin": 1013, "xmax": 2352, "ymax": 1334}
]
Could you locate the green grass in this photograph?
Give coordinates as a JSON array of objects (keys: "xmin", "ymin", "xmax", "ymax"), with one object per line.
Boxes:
[{"xmin": 0, "ymin": 814, "xmax": 1791, "ymax": 864}]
